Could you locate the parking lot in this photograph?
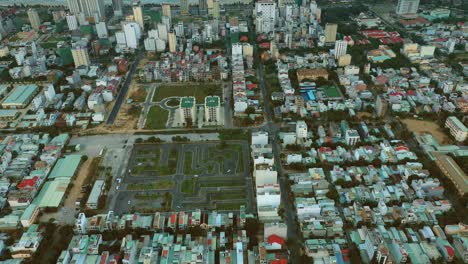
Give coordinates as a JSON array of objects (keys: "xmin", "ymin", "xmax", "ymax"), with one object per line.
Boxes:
[{"xmin": 111, "ymin": 141, "xmax": 253, "ymax": 215}]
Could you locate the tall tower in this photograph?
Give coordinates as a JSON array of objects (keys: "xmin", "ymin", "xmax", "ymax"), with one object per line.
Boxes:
[
  {"xmin": 67, "ymin": 0, "xmax": 81, "ymax": 14},
  {"xmin": 396, "ymin": 0, "xmax": 420, "ymax": 15},
  {"xmin": 71, "ymin": 43, "xmax": 90, "ymax": 68},
  {"xmin": 27, "ymin": 9, "xmax": 41, "ymax": 31},
  {"xmin": 168, "ymin": 30, "xmax": 176, "ymax": 52},
  {"xmin": 324, "ymin": 23, "xmax": 337, "ymax": 43},
  {"xmin": 162, "ymin": 4, "xmax": 172, "ymax": 18},
  {"xmin": 180, "ymin": 0, "xmax": 189, "ymax": 15},
  {"xmin": 334, "ymin": 40, "xmax": 347, "ymax": 59},
  {"xmin": 112, "ymin": 0, "xmax": 123, "ymax": 16},
  {"xmin": 199, "ymin": 0, "xmax": 207, "ymax": 15},
  {"xmin": 67, "ymin": 0, "xmax": 106, "ymax": 21},
  {"xmin": 132, "ymin": 1, "xmax": 144, "ymax": 30}
]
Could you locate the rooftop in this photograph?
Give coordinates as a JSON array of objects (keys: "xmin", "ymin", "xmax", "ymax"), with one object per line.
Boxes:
[
  {"xmin": 205, "ymin": 96, "xmax": 220, "ymax": 107},
  {"xmin": 180, "ymin": 96, "xmax": 195, "ymax": 108},
  {"xmin": 48, "ymin": 154, "xmax": 82, "ymax": 179},
  {"xmin": 2, "ymin": 84, "xmax": 38, "ymax": 107}
]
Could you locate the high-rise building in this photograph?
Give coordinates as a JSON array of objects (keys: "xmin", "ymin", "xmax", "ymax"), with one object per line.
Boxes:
[
  {"xmin": 162, "ymin": 4, "xmax": 172, "ymax": 18},
  {"xmin": 211, "ymin": 0, "xmax": 220, "ymax": 18},
  {"xmin": 324, "ymin": 23, "xmax": 337, "ymax": 43},
  {"xmin": 180, "ymin": 96, "xmax": 196, "ymax": 124},
  {"xmin": 334, "ymin": 40, "xmax": 347, "ymax": 59},
  {"xmin": 132, "ymin": 1, "xmax": 144, "ymax": 30},
  {"xmin": 67, "ymin": 0, "xmax": 81, "ymax": 14},
  {"xmin": 27, "ymin": 9, "xmax": 41, "ymax": 31},
  {"xmin": 168, "ymin": 31, "xmax": 176, "ymax": 52},
  {"xmin": 157, "ymin": 23, "xmax": 168, "ymax": 41},
  {"xmin": 199, "ymin": 0, "xmax": 207, "ymax": 15},
  {"xmin": 254, "ymin": 0, "xmax": 276, "ymax": 33},
  {"xmin": 112, "ymin": 0, "xmax": 123, "ymax": 16},
  {"xmin": 204, "ymin": 96, "xmax": 220, "ymax": 122},
  {"xmin": 115, "ymin": 31, "xmax": 127, "ymax": 46},
  {"xmin": 144, "ymin": 37, "xmax": 156, "ymax": 52},
  {"xmin": 123, "ymin": 22, "xmax": 141, "ymax": 49},
  {"xmin": 71, "ymin": 43, "xmax": 90, "ymax": 68},
  {"xmin": 375, "ymin": 95, "xmax": 388, "ymax": 117},
  {"xmin": 96, "ymin": 22, "xmax": 108, "ymax": 38},
  {"xmin": 67, "ymin": 0, "xmax": 106, "ymax": 21},
  {"xmin": 396, "ymin": 0, "xmax": 419, "ymax": 15},
  {"xmin": 180, "ymin": 0, "xmax": 189, "ymax": 15},
  {"xmin": 66, "ymin": 14, "xmax": 78, "ymax": 31}
]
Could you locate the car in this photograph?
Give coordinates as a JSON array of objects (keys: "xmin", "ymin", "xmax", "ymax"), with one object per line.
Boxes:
[
  {"xmin": 116, "ymin": 186, "xmax": 119, "ymax": 190},
  {"xmin": 128, "ymin": 200, "xmax": 131, "ymax": 205}
]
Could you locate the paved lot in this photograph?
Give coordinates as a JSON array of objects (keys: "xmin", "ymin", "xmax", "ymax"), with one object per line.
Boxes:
[{"xmin": 110, "ymin": 141, "xmax": 253, "ymax": 215}]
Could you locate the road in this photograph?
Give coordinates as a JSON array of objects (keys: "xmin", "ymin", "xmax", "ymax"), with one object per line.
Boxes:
[
  {"xmin": 256, "ymin": 49, "xmax": 301, "ymax": 261},
  {"xmin": 107, "ymin": 50, "xmax": 144, "ymax": 125},
  {"xmin": 137, "ymin": 85, "xmax": 157, "ymax": 129}
]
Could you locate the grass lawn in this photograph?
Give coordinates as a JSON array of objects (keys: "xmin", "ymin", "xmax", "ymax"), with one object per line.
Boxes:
[
  {"xmin": 211, "ymin": 192, "xmax": 246, "ymax": 200},
  {"xmin": 145, "ymin": 106, "xmax": 168, "ymax": 129},
  {"xmin": 181, "ymin": 179, "xmax": 195, "ymax": 194},
  {"xmin": 184, "ymin": 151, "xmax": 204, "ymax": 175},
  {"xmin": 135, "ymin": 192, "xmax": 160, "ymax": 200},
  {"xmin": 216, "ymin": 202, "xmax": 246, "ymax": 210},
  {"xmin": 199, "ymin": 177, "xmax": 245, "ymax": 188},
  {"xmin": 127, "ymin": 180, "xmax": 173, "ymax": 190},
  {"xmin": 153, "ymin": 84, "xmax": 222, "ymax": 102},
  {"xmin": 166, "ymin": 98, "xmax": 179, "ymax": 107}
]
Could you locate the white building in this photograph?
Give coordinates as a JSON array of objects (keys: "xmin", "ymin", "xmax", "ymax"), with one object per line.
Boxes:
[
  {"xmin": 396, "ymin": 0, "xmax": 420, "ymax": 15},
  {"xmin": 256, "ymin": 184, "xmax": 281, "ymax": 208},
  {"xmin": 123, "ymin": 22, "xmax": 141, "ymax": 49},
  {"xmin": 204, "ymin": 96, "xmax": 221, "ymax": 122},
  {"xmin": 345, "ymin": 129, "xmax": 361, "ymax": 145},
  {"xmin": 75, "ymin": 213, "xmax": 87, "ymax": 234},
  {"xmin": 179, "ymin": 96, "xmax": 196, "ymax": 124},
  {"xmin": 252, "ymin": 131, "xmax": 269, "ymax": 146},
  {"xmin": 95, "ymin": 22, "xmax": 108, "ymax": 38},
  {"xmin": 296, "ymin": 120, "xmax": 308, "ymax": 139},
  {"xmin": 66, "ymin": 14, "xmax": 78, "ymax": 31},
  {"xmin": 115, "ymin": 31, "xmax": 127, "ymax": 46},
  {"xmin": 44, "ymin": 84, "xmax": 56, "ymax": 102},
  {"xmin": 445, "ymin": 116, "xmax": 468, "ymax": 142},
  {"xmin": 144, "ymin": 38, "xmax": 156, "ymax": 52},
  {"xmin": 255, "ymin": 166, "xmax": 278, "ymax": 187},
  {"xmin": 334, "ymin": 40, "xmax": 348, "ymax": 59},
  {"xmin": 254, "ymin": 0, "xmax": 276, "ymax": 33},
  {"xmin": 157, "ymin": 23, "xmax": 168, "ymax": 41},
  {"xmin": 67, "ymin": 0, "xmax": 106, "ymax": 20}
]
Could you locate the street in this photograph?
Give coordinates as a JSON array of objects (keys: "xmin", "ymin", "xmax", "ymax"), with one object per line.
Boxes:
[
  {"xmin": 107, "ymin": 50, "xmax": 144, "ymax": 125},
  {"xmin": 256, "ymin": 49, "xmax": 301, "ymax": 261}
]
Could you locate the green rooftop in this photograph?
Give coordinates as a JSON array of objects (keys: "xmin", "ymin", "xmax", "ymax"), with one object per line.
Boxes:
[
  {"xmin": 180, "ymin": 96, "xmax": 195, "ymax": 108},
  {"xmin": 205, "ymin": 96, "xmax": 219, "ymax": 107},
  {"xmin": 1, "ymin": 84, "xmax": 38, "ymax": 107},
  {"xmin": 48, "ymin": 154, "xmax": 82, "ymax": 179},
  {"xmin": 323, "ymin": 86, "xmax": 341, "ymax": 99}
]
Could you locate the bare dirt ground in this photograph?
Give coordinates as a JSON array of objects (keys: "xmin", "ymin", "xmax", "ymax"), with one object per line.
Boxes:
[
  {"xmin": 401, "ymin": 118, "xmax": 451, "ymax": 144},
  {"xmin": 63, "ymin": 158, "xmax": 92, "ymax": 208}
]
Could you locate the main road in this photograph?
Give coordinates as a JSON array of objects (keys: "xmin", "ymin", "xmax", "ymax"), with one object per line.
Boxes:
[
  {"xmin": 255, "ymin": 48, "xmax": 301, "ymax": 261},
  {"xmin": 107, "ymin": 50, "xmax": 144, "ymax": 125}
]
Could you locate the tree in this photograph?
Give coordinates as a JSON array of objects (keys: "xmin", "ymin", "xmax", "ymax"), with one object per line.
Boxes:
[
  {"xmin": 244, "ymin": 218, "xmax": 261, "ymax": 249},
  {"xmin": 326, "ymin": 187, "xmax": 340, "ymax": 202},
  {"xmin": 245, "ymin": 106, "xmax": 256, "ymax": 115}
]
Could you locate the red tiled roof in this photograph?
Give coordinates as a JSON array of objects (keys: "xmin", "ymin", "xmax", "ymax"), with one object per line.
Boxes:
[
  {"xmin": 17, "ymin": 176, "xmax": 39, "ymax": 189},
  {"xmin": 267, "ymin": 234, "xmax": 285, "ymax": 245}
]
